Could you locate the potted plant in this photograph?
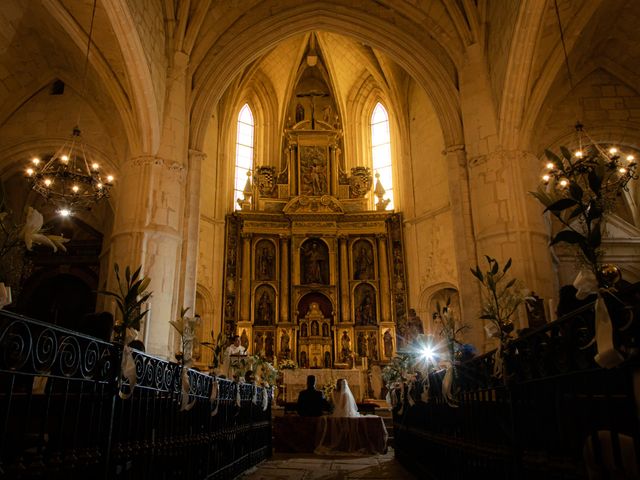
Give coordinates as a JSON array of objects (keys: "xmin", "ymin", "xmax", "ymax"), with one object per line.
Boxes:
[
  {"xmin": 99, "ymin": 264, "xmax": 152, "ymax": 344},
  {"xmin": 471, "ymin": 256, "xmax": 527, "ymax": 379}
]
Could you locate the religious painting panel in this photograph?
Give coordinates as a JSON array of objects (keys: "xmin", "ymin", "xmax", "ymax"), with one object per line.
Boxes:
[
  {"xmin": 300, "ymin": 238, "xmax": 329, "ymax": 285},
  {"xmin": 254, "ymin": 285, "xmax": 276, "ymax": 326},
  {"xmin": 255, "ymin": 239, "xmax": 276, "ymax": 281},
  {"xmin": 354, "ymin": 283, "xmax": 377, "ymax": 326},
  {"xmin": 355, "ymin": 329, "xmax": 380, "ymax": 361},
  {"xmin": 352, "ymin": 239, "xmax": 375, "ymax": 280},
  {"xmin": 298, "ymin": 145, "xmax": 329, "ymax": 196},
  {"xmin": 264, "ymin": 331, "xmax": 275, "ymax": 360}
]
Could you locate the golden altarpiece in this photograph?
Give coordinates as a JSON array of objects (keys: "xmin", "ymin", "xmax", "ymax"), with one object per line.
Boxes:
[{"xmin": 221, "ymin": 48, "xmax": 413, "ymax": 379}]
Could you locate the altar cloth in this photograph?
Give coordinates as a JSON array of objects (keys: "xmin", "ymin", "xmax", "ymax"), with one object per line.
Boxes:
[{"xmin": 273, "ymin": 415, "xmax": 387, "ymax": 455}]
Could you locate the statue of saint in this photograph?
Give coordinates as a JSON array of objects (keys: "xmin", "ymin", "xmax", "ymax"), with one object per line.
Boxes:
[
  {"xmin": 341, "ymin": 331, "xmax": 351, "ymax": 361},
  {"xmin": 311, "ymin": 321, "xmax": 319, "ymax": 336},
  {"xmin": 368, "ymin": 333, "xmax": 378, "ymax": 360},
  {"xmin": 322, "ymin": 322, "xmax": 329, "ymax": 337},
  {"xmin": 300, "ymin": 350, "xmax": 307, "ymax": 368},
  {"xmin": 301, "ymin": 323, "xmax": 308, "ymax": 337},
  {"xmin": 241, "ymin": 329, "xmax": 249, "ymax": 349},
  {"xmin": 355, "ymin": 245, "xmax": 373, "ymax": 279},
  {"xmin": 257, "ymin": 291, "xmax": 273, "ymax": 325},
  {"xmin": 357, "ymin": 332, "xmax": 367, "ymax": 357},
  {"xmin": 257, "ymin": 246, "xmax": 273, "ymax": 280},
  {"xmin": 265, "ymin": 332, "xmax": 274, "ymax": 358},
  {"xmin": 356, "ymin": 290, "xmax": 375, "ymax": 325},
  {"xmin": 280, "ymin": 330, "xmax": 290, "ymax": 353},
  {"xmin": 383, "ymin": 329, "xmax": 393, "ymax": 358},
  {"xmin": 303, "ymin": 241, "xmax": 325, "ymax": 284}
]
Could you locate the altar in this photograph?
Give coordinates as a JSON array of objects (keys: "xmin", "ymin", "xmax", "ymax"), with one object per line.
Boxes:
[{"xmin": 283, "ymin": 368, "xmax": 367, "ymax": 402}]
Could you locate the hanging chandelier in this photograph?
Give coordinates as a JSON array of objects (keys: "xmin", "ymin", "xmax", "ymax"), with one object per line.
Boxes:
[
  {"xmin": 26, "ymin": 127, "xmax": 114, "ymax": 215},
  {"xmin": 25, "ymin": 0, "xmax": 114, "ymax": 216}
]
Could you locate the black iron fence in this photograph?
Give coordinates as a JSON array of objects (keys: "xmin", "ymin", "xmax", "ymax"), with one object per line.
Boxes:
[
  {"xmin": 393, "ymin": 286, "xmax": 640, "ymax": 479},
  {"xmin": 0, "ymin": 310, "xmax": 272, "ymax": 479}
]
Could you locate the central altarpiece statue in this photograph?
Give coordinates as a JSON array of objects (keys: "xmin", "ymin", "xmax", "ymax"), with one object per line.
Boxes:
[{"xmin": 221, "ymin": 43, "xmax": 411, "ymax": 386}]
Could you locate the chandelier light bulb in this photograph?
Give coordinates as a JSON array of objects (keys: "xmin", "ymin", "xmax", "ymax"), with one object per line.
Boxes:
[
  {"xmin": 44, "ymin": 178, "xmax": 52, "ymax": 187},
  {"xmin": 92, "ymin": 163, "xmax": 99, "ymax": 170},
  {"xmin": 609, "ymin": 147, "xmax": 618, "ymax": 155},
  {"xmin": 542, "ymin": 174, "xmax": 550, "ymax": 182},
  {"xmin": 619, "ymin": 167, "xmax": 627, "ymax": 174},
  {"xmin": 546, "ymin": 162, "xmax": 554, "ymax": 169},
  {"xmin": 60, "ymin": 155, "xmax": 69, "ymax": 163},
  {"xmin": 72, "ymin": 185, "xmax": 80, "ymax": 193},
  {"xmin": 574, "ymin": 150, "xmax": 583, "ymax": 158},
  {"xmin": 26, "ymin": 168, "xmax": 34, "ymax": 176},
  {"xmin": 59, "ymin": 208, "xmax": 71, "ymax": 217},
  {"xmin": 107, "ymin": 175, "xmax": 114, "ymax": 183},
  {"xmin": 627, "ymin": 155, "xmax": 635, "ymax": 162},
  {"xmin": 559, "ymin": 179, "xmax": 568, "ymax": 187},
  {"xmin": 97, "ymin": 183, "xmax": 103, "ymax": 189},
  {"xmin": 32, "ymin": 157, "xmax": 40, "ymax": 165}
]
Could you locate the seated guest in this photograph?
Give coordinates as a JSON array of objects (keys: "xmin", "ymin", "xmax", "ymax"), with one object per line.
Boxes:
[{"xmin": 297, "ymin": 375, "xmax": 330, "ymax": 416}]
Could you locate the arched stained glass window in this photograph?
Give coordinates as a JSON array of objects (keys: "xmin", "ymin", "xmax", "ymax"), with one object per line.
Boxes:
[
  {"xmin": 371, "ymin": 103, "xmax": 394, "ymax": 209},
  {"xmin": 234, "ymin": 104, "xmax": 254, "ymax": 210}
]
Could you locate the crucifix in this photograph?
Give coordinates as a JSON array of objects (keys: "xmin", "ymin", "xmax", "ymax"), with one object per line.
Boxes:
[{"xmin": 296, "ymin": 91, "xmax": 329, "ymax": 129}]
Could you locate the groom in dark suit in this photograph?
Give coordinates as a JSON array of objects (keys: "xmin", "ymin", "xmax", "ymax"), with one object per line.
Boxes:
[{"xmin": 297, "ymin": 375, "xmax": 329, "ymax": 416}]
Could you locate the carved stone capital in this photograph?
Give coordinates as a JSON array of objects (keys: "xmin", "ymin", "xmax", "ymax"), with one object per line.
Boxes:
[{"xmin": 188, "ymin": 149, "xmax": 207, "ymax": 163}]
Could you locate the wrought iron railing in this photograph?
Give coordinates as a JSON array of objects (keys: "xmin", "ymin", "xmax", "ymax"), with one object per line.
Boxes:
[
  {"xmin": 0, "ymin": 310, "xmax": 272, "ymax": 479},
  {"xmin": 393, "ymin": 285, "xmax": 640, "ymax": 479}
]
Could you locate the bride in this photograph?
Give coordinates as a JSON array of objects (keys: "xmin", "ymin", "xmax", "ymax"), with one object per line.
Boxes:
[{"xmin": 332, "ymin": 378, "xmax": 360, "ymax": 417}]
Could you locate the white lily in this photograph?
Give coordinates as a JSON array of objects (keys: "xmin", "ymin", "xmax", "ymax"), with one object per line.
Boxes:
[{"xmin": 20, "ymin": 207, "xmax": 57, "ymax": 251}]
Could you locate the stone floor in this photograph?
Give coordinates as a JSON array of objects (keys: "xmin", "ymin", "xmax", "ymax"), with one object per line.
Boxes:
[{"xmin": 238, "ymin": 448, "xmax": 417, "ymax": 480}]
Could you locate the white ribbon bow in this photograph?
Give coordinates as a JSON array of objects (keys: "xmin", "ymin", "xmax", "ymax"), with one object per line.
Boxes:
[
  {"xmin": 119, "ymin": 328, "xmax": 138, "ymax": 399},
  {"xmin": 442, "ymin": 362, "xmax": 458, "ymax": 407},
  {"xmin": 573, "ymin": 269, "xmax": 624, "ymax": 369},
  {"xmin": 180, "ymin": 366, "xmax": 196, "ymax": 411},
  {"xmin": 210, "ymin": 378, "xmax": 220, "ymax": 416}
]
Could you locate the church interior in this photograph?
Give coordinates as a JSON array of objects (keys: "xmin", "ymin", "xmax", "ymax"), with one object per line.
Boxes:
[{"xmin": 1, "ymin": 0, "xmax": 639, "ymax": 478}]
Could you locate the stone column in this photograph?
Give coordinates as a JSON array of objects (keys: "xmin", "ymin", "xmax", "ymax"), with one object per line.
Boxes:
[
  {"xmin": 240, "ymin": 233, "xmax": 252, "ymax": 322},
  {"xmin": 338, "ymin": 235, "xmax": 350, "ymax": 323},
  {"xmin": 279, "ymin": 235, "xmax": 289, "ymax": 323},
  {"xmin": 376, "ymin": 234, "xmax": 391, "ymax": 322},
  {"xmin": 468, "ymin": 150, "xmax": 555, "ymax": 295},
  {"xmin": 109, "ymin": 155, "xmax": 186, "ymax": 358},
  {"xmin": 181, "ymin": 149, "xmax": 206, "ymax": 314},
  {"xmin": 444, "ymin": 145, "xmax": 483, "ymax": 349}
]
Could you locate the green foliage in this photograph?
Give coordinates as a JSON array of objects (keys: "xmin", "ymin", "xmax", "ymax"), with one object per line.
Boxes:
[
  {"xmin": 99, "ymin": 264, "xmax": 152, "ymax": 335},
  {"xmin": 434, "ymin": 297, "xmax": 469, "ymax": 359},
  {"xmin": 470, "ymin": 256, "xmax": 524, "ymax": 342},
  {"xmin": 382, "ymin": 354, "xmax": 411, "ymax": 387},
  {"xmin": 200, "ymin": 331, "xmax": 226, "ymax": 369}
]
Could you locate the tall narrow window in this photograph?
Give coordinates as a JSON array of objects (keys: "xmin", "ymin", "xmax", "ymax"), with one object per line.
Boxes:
[
  {"xmin": 234, "ymin": 104, "xmax": 254, "ymax": 210},
  {"xmin": 371, "ymin": 103, "xmax": 394, "ymax": 209}
]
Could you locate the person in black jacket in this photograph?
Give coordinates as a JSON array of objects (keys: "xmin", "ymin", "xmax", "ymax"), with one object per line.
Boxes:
[{"xmin": 297, "ymin": 375, "xmax": 330, "ymax": 416}]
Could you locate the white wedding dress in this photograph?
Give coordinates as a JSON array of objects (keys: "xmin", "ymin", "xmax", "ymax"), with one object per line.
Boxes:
[{"xmin": 331, "ymin": 380, "xmax": 360, "ymax": 417}]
